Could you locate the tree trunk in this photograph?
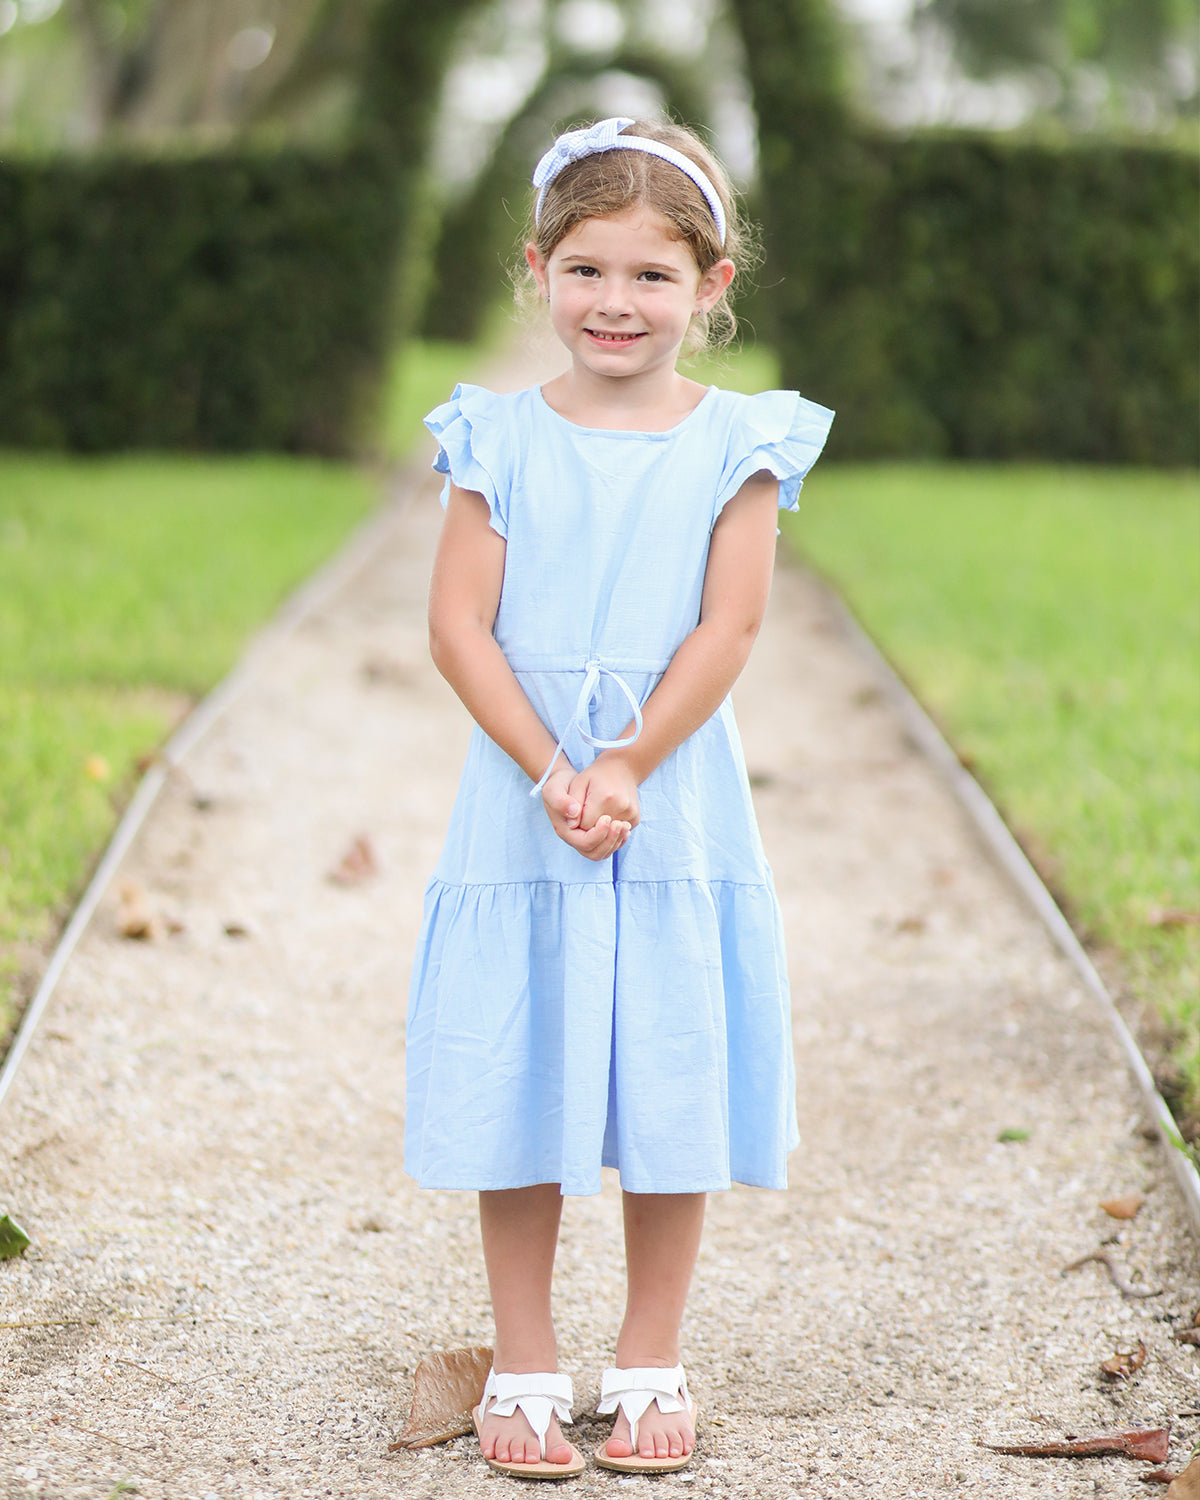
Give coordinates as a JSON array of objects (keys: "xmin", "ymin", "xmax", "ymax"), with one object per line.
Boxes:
[{"xmin": 725, "ymin": 0, "xmax": 851, "ymax": 354}]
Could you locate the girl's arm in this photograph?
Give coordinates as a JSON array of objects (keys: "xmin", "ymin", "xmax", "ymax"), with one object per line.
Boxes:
[
  {"xmin": 428, "ymin": 483, "xmax": 631, "ymax": 860},
  {"xmin": 567, "ymin": 471, "xmax": 781, "ymax": 829}
]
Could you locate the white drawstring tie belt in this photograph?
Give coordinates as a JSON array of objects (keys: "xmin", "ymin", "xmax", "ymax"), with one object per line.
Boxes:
[{"xmin": 530, "ymin": 658, "xmax": 643, "ymax": 796}]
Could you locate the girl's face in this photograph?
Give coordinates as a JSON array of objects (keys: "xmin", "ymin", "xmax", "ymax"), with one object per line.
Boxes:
[{"xmin": 526, "ymin": 207, "xmax": 734, "ymax": 385}]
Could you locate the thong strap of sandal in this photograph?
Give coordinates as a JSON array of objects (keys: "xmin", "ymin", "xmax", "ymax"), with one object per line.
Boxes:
[
  {"xmin": 594, "ymin": 1364, "xmax": 696, "ymax": 1473},
  {"xmin": 473, "ymin": 1369, "xmax": 584, "ymax": 1478}
]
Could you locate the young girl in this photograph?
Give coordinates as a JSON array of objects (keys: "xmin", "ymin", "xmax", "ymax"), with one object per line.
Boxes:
[{"xmin": 406, "ymin": 116, "xmax": 833, "ymax": 1479}]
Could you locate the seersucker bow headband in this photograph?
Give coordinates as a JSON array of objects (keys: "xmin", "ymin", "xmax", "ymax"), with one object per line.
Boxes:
[{"xmin": 532, "ymin": 117, "xmax": 727, "ymax": 246}]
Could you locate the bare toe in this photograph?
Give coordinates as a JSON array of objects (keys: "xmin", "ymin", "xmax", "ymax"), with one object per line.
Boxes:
[{"xmin": 484, "ymin": 1409, "xmax": 575, "ymax": 1468}]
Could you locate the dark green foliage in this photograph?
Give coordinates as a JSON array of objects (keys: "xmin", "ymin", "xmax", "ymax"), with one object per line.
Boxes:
[
  {"xmin": 0, "ymin": 0, "xmax": 492, "ymax": 455},
  {"xmin": 0, "ymin": 145, "xmax": 403, "ymax": 454},
  {"xmin": 770, "ymin": 131, "xmax": 1199, "ymax": 465},
  {"xmin": 731, "ymin": 0, "xmax": 1197, "ymax": 465}
]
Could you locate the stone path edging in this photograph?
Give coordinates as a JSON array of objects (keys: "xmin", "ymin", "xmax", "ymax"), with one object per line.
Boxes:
[{"xmin": 814, "ymin": 573, "xmax": 1200, "ymax": 1239}]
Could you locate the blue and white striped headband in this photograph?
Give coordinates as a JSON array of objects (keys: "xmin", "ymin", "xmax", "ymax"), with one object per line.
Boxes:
[{"xmin": 532, "ymin": 117, "xmax": 727, "ymax": 246}]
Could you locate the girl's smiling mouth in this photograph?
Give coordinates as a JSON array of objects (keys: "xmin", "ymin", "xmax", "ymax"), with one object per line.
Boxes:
[{"xmin": 586, "ymin": 329, "xmax": 646, "ymax": 343}]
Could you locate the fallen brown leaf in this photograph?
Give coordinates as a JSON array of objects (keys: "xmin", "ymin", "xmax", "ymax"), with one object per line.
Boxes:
[
  {"xmin": 1169, "ymin": 1456, "xmax": 1200, "ymax": 1500},
  {"xmin": 1101, "ymin": 1341, "xmax": 1147, "ymax": 1380},
  {"xmin": 1170, "ymin": 1458, "xmax": 1200, "ymax": 1494},
  {"xmin": 361, "ymin": 654, "xmax": 416, "ymax": 688},
  {"xmin": 1141, "ymin": 1471, "xmax": 1176, "ymax": 1485},
  {"xmin": 1173, "ymin": 1328, "xmax": 1200, "ymax": 1347},
  {"xmin": 328, "ymin": 834, "xmax": 379, "ymax": 886},
  {"xmin": 390, "ymin": 1345, "xmax": 492, "ymax": 1450},
  {"xmin": 117, "ymin": 881, "xmax": 161, "ymax": 941},
  {"xmin": 1146, "ymin": 908, "xmax": 1200, "ymax": 929},
  {"xmin": 1100, "ymin": 1194, "xmax": 1145, "ymax": 1220},
  {"xmin": 981, "ymin": 1427, "xmax": 1169, "ymax": 1463}
]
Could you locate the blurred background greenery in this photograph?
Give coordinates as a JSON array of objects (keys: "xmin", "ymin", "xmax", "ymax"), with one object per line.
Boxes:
[
  {"xmin": 0, "ymin": 0, "xmax": 1196, "ymax": 1130},
  {"xmin": 1, "ymin": 0, "xmax": 1194, "ymax": 152}
]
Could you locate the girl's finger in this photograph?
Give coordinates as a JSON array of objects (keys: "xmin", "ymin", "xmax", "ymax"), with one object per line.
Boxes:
[
  {"xmin": 584, "ymin": 822, "xmax": 621, "ymax": 859},
  {"xmin": 576, "ymin": 818, "xmax": 611, "ymax": 851}
]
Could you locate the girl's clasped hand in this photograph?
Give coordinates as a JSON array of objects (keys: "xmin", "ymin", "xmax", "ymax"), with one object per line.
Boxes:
[
  {"xmin": 541, "ymin": 756, "xmax": 638, "ymax": 859},
  {"xmin": 406, "ymin": 113, "xmax": 833, "ymax": 1480}
]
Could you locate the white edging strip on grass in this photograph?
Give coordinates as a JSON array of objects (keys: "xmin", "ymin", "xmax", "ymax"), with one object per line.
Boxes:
[
  {"xmin": 818, "ymin": 576, "xmax": 1200, "ymax": 1241},
  {"xmin": 0, "ymin": 491, "xmax": 411, "ymax": 1114}
]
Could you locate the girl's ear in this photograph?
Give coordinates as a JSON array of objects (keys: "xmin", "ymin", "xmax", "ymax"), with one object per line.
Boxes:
[
  {"xmin": 695, "ymin": 257, "xmax": 736, "ymax": 313},
  {"xmin": 525, "ymin": 241, "xmax": 549, "ymax": 298}
]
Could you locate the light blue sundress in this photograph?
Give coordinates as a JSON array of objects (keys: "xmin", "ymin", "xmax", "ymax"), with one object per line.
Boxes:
[{"xmin": 405, "ymin": 382, "xmax": 835, "ymax": 1196}]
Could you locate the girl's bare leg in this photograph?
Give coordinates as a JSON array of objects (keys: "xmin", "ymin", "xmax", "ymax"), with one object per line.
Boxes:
[
  {"xmin": 477, "ymin": 1184, "xmax": 575, "ymax": 1466},
  {"xmin": 603, "ymin": 1190, "xmax": 706, "ymax": 1461}
]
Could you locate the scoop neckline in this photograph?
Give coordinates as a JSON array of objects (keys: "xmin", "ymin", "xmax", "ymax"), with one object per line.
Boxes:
[{"xmin": 534, "ymin": 383, "xmax": 716, "ymax": 436}]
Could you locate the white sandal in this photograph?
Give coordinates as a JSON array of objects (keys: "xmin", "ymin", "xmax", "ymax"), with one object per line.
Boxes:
[
  {"xmin": 471, "ymin": 1369, "xmax": 585, "ymax": 1480},
  {"xmin": 593, "ymin": 1364, "xmax": 698, "ymax": 1474}
]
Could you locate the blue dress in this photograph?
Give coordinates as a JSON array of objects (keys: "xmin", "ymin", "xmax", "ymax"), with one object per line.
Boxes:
[{"xmin": 405, "ymin": 382, "xmax": 834, "ymax": 1196}]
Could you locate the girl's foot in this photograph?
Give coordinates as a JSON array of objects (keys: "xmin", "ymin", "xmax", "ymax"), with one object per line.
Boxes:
[
  {"xmin": 603, "ymin": 1402, "xmax": 694, "ymax": 1462},
  {"xmin": 595, "ymin": 1362, "xmax": 696, "ymax": 1471},
  {"xmin": 473, "ymin": 1368, "xmax": 584, "ymax": 1476},
  {"xmin": 479, "ymin": 1406, "xmax": 576, "ymax": 1468}
]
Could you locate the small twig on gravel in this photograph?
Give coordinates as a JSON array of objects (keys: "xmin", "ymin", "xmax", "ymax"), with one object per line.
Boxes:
[
  {"xmin": 0, "ymin": 1317, "xmax": 105, "ymax": 1329},
  {"xmin": 1063, "ymin": 1248, "xmax": 1161, "ymax": 1299},
  {"xmin": 1, "ymin": 1311, "xmax": 185, "ymax": 1329},
  {"xmin": 108, "ymin": 1356, "xmax": 178, "ymax": 1385},
  {"xmin": 58, "ymin": 1419, "xmax": 157, "ymax": 1464}
]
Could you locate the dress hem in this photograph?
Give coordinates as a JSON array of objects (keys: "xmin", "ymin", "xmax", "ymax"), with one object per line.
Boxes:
[
  {"xmin": 403, "ymin": 1163, "xmax": 795, "ymax": 1195},
  {"xmin": 425, "ymin": 874, "xmax": 779, "ymax": 892}
]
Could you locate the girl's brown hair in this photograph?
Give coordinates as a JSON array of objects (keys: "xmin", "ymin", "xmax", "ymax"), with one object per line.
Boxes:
[{"xmin": 527, "ymin": 118, "xmax": 754, "ymax": 352}]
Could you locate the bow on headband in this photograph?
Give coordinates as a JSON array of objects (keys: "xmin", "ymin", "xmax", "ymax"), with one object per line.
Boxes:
[{"xmin": 532, "ymin": 116, "xmax": 727, "ymax": 245}]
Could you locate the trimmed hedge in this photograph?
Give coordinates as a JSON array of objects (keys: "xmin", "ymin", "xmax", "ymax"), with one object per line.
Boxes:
[
  {"xmin": 759, "ymin": 129, "xmax": 1199, "ymax": 467},
  {"xmin": 0, "ymin": 145, "xmax": 403, "ymax": 454}
]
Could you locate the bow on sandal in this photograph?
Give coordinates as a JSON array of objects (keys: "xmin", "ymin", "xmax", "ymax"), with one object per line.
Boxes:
[
  {"xmin": 594, "ymin": 1364, "xmax": 698, "ymax": 1473},
  {"xmin": 472, "ymin": 1369, "xmax": 585, "ymax": 1480}
]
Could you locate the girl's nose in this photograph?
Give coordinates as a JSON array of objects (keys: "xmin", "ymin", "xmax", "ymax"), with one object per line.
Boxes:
[{"xmin": 598, "ymin": 280, "xmax": 634, "ymax": 316}]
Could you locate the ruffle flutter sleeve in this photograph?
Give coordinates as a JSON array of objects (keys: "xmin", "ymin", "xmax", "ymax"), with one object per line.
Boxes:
[
  {"xmin": 713, "ymin": 390, "xmax": 836, "ymax": 524},
  {"xmin": 423, "ymin": 383, "xmax": 512, "ymax": 538}
]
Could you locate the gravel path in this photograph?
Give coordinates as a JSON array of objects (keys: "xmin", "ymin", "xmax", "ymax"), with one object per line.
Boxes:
[{"xmin": 2, "ymin": 365, "xmax": 1197, "ymax": 1498}]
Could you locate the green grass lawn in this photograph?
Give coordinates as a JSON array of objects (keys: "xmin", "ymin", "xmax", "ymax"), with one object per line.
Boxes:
[
  {"xmin": 0, "ymin": 338, "xmax": 469, "ymax": 1053},
  {"xmin": 784, "ymin": 464, "xmax": 1200, "ymax": 1129},
  {"xmin": 0, "ymin": 456, "xmax": 376, "ymax": 1038}
]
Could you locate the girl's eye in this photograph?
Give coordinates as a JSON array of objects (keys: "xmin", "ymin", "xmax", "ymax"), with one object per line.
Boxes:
[
  {"xmin": 572, "ymin": 266, "xmax": 600, "ymax": 278},
  {"xmin": 640, "ymin": 271, "xmax": 667, "ymax": 282}
]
